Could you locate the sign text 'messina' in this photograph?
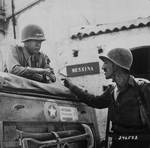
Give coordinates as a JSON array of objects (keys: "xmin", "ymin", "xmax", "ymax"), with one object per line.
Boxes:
[{"xmin": 66, "ymin": 62, "xmax": 100, "ymax": 77}]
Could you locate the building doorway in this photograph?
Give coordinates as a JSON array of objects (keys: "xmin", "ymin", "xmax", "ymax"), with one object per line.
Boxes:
[{"xmin": 130, "ymin": 46, "xmax": 150, "ymax": 80}]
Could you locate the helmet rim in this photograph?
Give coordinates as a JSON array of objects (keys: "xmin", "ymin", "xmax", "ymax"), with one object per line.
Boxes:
[
  {"xmin": 21, "ymin": 24, "xmax": 45, "ymax": 42},
  {"xmin": 99, "ymin": 48, "xmax": 133, "ymax": 71},
  {"xmin": 22, "ymin": 37, "xmax": 46, "ymax": 42},
  {"xmin": 99, "ymin": 55, "xmax": 130, "ymax": 71}
]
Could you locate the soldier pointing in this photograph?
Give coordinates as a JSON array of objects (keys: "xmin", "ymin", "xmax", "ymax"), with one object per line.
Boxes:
[{"xmin": 62, "ymin": 48, "xmax": 150, "ymax": 148}]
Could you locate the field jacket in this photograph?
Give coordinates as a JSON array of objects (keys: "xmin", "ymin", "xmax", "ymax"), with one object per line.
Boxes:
[
  {"xmin": 69, "ymin": 76, "xmax": 150, "ymax": 134},
  {"xmin": 6, "ymin": 45, "xmax": 56, "ymax": 83}
]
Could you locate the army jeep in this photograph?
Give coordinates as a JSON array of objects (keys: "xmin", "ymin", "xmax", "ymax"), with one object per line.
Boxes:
[{"xmin": 0, "ymin": 72, "xmax": 100, "ymax": 148}]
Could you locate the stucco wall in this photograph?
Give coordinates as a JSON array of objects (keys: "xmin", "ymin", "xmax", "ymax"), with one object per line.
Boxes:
[{"xmin": 57, "ymin": 26, "xmax": 150, "ymax": 140}]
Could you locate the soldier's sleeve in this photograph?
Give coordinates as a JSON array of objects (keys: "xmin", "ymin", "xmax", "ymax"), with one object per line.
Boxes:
[
  {"xmin": 6, "ymin": 46, "xmax": 30, "ymax": 76},
  {"xmin": 42, "ymin": 54, "xmax": 51, "ymax": 68},
  {"xmin": 6, "ymin": 46, "xmax": 20, "ymax": 72},
  {"xmin": 69, "ymin": 84, "xmax": 112, "ymax": 109},
  {"xmin": 43, "ymin": 54, "xmax": 56, "ymax": 82},
  {"xmin": 141, "ymin": 82, "xmax": 150, "ymax": 119}
]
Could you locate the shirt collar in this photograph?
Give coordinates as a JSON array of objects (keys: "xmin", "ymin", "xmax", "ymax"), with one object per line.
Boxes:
[
  {"xmin": 113, "ymin": 75, "xmax": 135, "ymax": 93},
  {"xmin": 22, "ymin": 47, "xmax": 31, "ymax": 61}
]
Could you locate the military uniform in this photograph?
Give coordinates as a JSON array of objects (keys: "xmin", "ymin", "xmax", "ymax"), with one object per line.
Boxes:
[
  {"xmin": 6, "ymin": 45, "xmax": 56, "ymax": 83},
  {"xmin": 5, "ymin": 24, "xmax": 56, "ymax": 83},
  {"xmin": 65, "ymin": 76, "xmax": 150, "ymax": 148}
]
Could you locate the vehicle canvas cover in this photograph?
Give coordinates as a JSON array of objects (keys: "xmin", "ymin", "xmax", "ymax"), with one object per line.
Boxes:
[{"xmin": 0, "ymin": 72, "xmax": 75, "ymax": 99}]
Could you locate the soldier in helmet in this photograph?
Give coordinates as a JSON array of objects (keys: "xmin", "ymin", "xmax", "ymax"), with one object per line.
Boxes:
[
  {"xmin": 6, "ymin": 24, "xmax": 56, "ymax": 83},
  {"xmin": 62, "ymin": 48, "xmax": 150, "ymax": 148}
]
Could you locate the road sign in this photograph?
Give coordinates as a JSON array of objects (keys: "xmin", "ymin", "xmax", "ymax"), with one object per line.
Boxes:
[{"xmin": 66, "ymin": 62, "xmax": 100, "ymax": 77}]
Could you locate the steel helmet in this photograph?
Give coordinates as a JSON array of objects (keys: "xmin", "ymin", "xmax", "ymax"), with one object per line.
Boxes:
[
  {"xmin": 21, "ymin": 24, "xmax": 45, "ymax": 42},
  {"xmin": 99, "ymin": 48, "xmax": 133, "ymax": 71}
]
